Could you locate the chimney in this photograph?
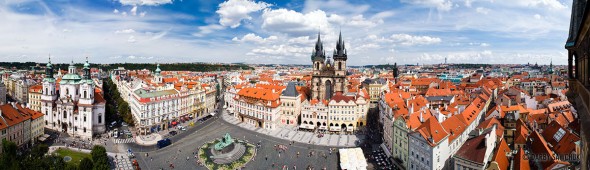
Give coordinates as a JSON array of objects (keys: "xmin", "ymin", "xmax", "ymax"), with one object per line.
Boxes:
[
  {"xmin": 410, "ymin": 103, "xmax": 415, "ymax": 114},
  {"xmin": 420, "ymin": 111, "xmax": 424, "ymax": 123}
]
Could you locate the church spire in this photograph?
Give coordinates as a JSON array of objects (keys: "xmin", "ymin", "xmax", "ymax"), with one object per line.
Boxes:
[
  {"xmin": 45, "ymin": 55, "xmax": 53, "ymax": 79},
  {"xmin": 311, "ymin": 31, "xmax": 325, "ymax": 61},
  {"xmin": 333, "ymin": 30, "xmax": 347, "ymax": 60}
]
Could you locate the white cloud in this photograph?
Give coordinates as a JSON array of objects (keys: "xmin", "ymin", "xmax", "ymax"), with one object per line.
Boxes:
[
  {"xmin": 130, "ymin": 6, "xmax": 138, "ymax": 16},
  {"xmin": 480, "ymin": 43, "xmax": 490, "ymax": 47},
  {"xmin": 515, "ymin": 0, "xmax": 566, "ymax": 10},
  {"xmin": 118, "ymin": 0, "xmax": 172, "ymax": 6},
  {"xmin": 193, "ymin": 24, "xmax": 225, "ymax": 37},
  {"xmin": 534, "ymin": 14, "xmax": 541, "ymax": 19},
  {"xmin": 128, "ymin": 36, "xmax": 137, "ymax": 43},
  {"xmin": 128, "ymin": 55, "xmax": 136, "ymax": 59},
  {"xmin": 390, "ymin": 34, "xmax": 442, "ymax": 46},
  {"xmin": 261, "ymin": 9, "xmax": 333, "ymax": 36},
  {"xmin": 476, "ymin": 7, "xmax": 490, "ymax": 14},
  {"xmin": 347, "ymin": 15, "xmax": 380, "ymax": 28},
  {"xmin": 216, "ymin": 0, "xmax": 271, "ymax": 28},
  {"xmin": 140, "ymin": 11, "xmax": 147, "ymax": 17},
  {"xmin": 121, "ymin": 11, "xmax": 127, "ymax": 16},
  {"xmin": 113, "ymin": 9, "xmax": 119, "ymax": 14},
  {"xmin": 302, "ymin": 0, "xmax": 370, "ymax": 15},
  {"xmin": 232, "ymin": 33, "xmax": 277, "ymax": 44},
  {"xmin": 115, "ymin": 29, "xmax": 136, "ymax": 34},
  {"xmin": 400, "ymin": 0, "xmax": 453, "ymax": 11},
  {"xmin": 62, "ymin": 29, "xmax": 71, "ymax": 33}
]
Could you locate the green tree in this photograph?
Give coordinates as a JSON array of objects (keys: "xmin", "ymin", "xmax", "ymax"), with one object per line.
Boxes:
[
  {"xmin": 79, "ymin": 157, "xmax": 94, "ymax": 170},
  {"xmin": 91, "ymin": 146, "xmax": 107, "ymax": 163},
  {"xmin": 1, "ymin": 139, "xmax": 20, "ymax": 170},
  {"xmin": 30, "ymin": 144, "xmax": 49, "ymax": 158},
  {"xmin": 45, "ymin": 154, "xmax": 65, "ymax": 170},
  {"xmin": 65, "ymin": 163, "xmax": 79, "ymax": 170}
]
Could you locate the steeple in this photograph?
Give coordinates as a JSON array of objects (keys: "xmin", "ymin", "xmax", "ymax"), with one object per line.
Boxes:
[
  {"xmin": 68, "ymin": 60, "xmax": 76, "ymax": 74},
  {"xmin": 83, "ymin": 57, "xmax": 90, "ymax": 79},
  {"xmin": 311, "ymin": 31, "xmax": 326, "ymax": 61},
  {"xmin": 45, "ymin": 55, "xmax": 53, "ymax": 79},
  {"xmin": 155, "ymin": 63, "xmax": 161, "ymax": 75},
  {"xmin": 333, "ymin": 30, "xmax": 347, "ymax": 60}
]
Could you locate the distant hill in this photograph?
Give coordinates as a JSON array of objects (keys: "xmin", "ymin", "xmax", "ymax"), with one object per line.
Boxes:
[{"xmin": 0, "ymin": 62, "xmax": 253, "ymax": 72}]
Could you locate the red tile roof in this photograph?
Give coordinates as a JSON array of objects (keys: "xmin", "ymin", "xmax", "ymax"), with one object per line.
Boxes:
[
  {"xmin": 454, "ymin": 129, "xmax": 493, "ymax": 163},
  {"xmin": 441, "ymin": 114, "xmax": 467, "ymax": 142},
  {"xmin": 541, "ymin": 121, "xmax": 580, "ymax": 155},
  {"xmin": 331, "ymin": 92, "xmax": 354, "ymax": 103},
  {"xmin": 491, "ymin": 139, "xmax": 511, "ymax": 170},
  {"xmin": 514, "ymin": 148, "xmax": 531, "ymax": 170},
  {"xmin": 415, "ymin": 116, "xmax": 448, "ymax": 146},
  {"xmin": 477, "ymin": 117, "xmax": 505, "ymax": 139}
]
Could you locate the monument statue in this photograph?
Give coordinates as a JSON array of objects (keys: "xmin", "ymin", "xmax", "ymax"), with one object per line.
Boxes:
[{"xmin": 214, "ymin": 133, "xmax": 234, "ymax": 151}]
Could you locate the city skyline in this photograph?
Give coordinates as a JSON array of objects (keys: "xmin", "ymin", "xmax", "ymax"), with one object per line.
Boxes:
[{"xmin": 0, "ymin": 0, "xmax": 572, "ymax": 65}]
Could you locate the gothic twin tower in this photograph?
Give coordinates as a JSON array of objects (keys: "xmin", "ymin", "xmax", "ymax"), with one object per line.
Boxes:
[{"xmin": 311, "ymin": 31, "xmax": 348, "ymax": 101}]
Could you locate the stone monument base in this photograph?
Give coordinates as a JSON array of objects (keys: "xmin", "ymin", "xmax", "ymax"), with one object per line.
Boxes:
[{"xmin": 209, "ymin": 143, "xmax": 246, "ymax": 164}]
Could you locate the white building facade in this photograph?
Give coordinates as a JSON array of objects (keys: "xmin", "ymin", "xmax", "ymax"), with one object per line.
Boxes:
[{"xmin": 42, "ymin": 59, "xmax": 106, "ymax": 140}]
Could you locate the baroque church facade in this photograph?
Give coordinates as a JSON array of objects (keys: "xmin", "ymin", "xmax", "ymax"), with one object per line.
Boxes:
[
  {"xmin": 311, "ymin": 32, "xmax": 348, "ymax": 101},
  {"xmin": 42, "ymin": 58, "xmax": 106, "ymax": 140}
]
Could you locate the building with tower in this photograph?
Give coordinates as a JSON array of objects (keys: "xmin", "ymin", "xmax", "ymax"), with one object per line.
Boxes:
[
  {"xmin": 42, "ymin": 57, "xmax": 106, "ymax": 140},
  {"xmin": 311, "ymin": 32, "xmax": 347, "ymax": 101}
]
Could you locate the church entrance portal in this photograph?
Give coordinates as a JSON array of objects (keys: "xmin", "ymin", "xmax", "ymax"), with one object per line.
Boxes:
[
  {"xmin": 325, "ymin": 80, "xmax": 333, "ymax": 100},
  {"xmin": 61, "ymin": 123, "xmax": 68, "ymax": 132}
]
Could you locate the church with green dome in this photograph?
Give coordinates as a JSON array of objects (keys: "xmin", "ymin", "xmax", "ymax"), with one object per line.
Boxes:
[{"xmin": 42, "ymin": 57, "xmax": 106, "ymax": 140}]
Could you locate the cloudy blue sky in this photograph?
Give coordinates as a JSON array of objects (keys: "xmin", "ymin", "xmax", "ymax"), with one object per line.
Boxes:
[{"xmin": 0, "ymin": 0, "xmax": 573, "ymax": 65}]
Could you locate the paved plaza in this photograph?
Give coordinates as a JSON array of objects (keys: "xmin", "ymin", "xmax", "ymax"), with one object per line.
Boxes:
[
  {"xmin": 129, "ymin": 117, "xmax": 344, "ymax": 170},
  {"xmin": 223, "ymin": 112, "xmax": 365, "ymax": 147}
]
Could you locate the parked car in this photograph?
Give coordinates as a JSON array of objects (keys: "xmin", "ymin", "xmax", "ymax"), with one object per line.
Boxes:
[
  {"xmin": 169, "ymin": 131, "xmax": 177, "ymax": 136},
  {"xmin": 122, "ymin": 122, "xmax": 128, "ymax": 127},
  {"xmin": 113, "ymin": 129, "xmax": 119, "ymax": 138},
  {"xmin": 157, "ymin": 138, "xmax": 172, "ymax": 149},
  {"xmin": 178, "ymin": 126, "xmax": 186, "ymax": 131}
]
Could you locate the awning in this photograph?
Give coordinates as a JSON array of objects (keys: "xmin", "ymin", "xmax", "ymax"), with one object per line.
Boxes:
[
  {"xmin": 171, "ymin": 121, "xmax": 178, "ymax": 125},
  {"xmin": 299, "ymin": 124, "xmax": 314, "ymax": 129},
  {"xmin": 210, "ymin": 112, "xmax": 216, "ymax": 116},
  {"xmin": 38, "ymin": 136, "xmax": 47, "ymax": 141},
  {"xmin": 330, "ymin": 126, "xmax": 341, "ymax": 131},
  {"xmin": 339, "ymin": 148, "xmax": 368, "ymax": 170},
  {"xmin": 319, "ymin": 126, "xmax": 327, "ymax": 130},
  {"xmin": 381, "ymin": 143, "xmax": 392, "ymax": 157}
]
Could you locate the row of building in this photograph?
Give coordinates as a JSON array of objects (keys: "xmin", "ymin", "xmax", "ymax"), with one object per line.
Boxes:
[
  {"xmin": 1, "ymin": 58, "xmax": 107, "ymax": 141},
  {"xmin": 222, "ymin": 32, "xmax": 371, "ymax": 132},
  {"xmin": 379, "ymin": 64, "xmax": 579, "ymax": 169},
  {"xmin": 112, "ymin": 64, "xmax": 217, "ymax": 135}
]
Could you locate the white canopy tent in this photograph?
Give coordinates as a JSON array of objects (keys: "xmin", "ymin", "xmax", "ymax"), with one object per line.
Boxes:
[{"xmin": 339, "ymin": 148, "xmax": 368, "ymax": 170}]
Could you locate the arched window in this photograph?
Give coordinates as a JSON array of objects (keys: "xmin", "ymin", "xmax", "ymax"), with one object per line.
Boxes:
[
  {"xmin": 66, "ymin": 88, "xmax": 69, "ymax": 95},
  {"xmin": 338, "ymin": 62, "xmax": 342, "ymax": 70},
  {"xmin": 316, "ymin": 62, "xmax": 319, "ymax": 70},
  {"xmin": 45, "ymin": 88, "xmax": 48, "ymax": 95},
  {"xmin": 84, "ymin": 91, "xmax": 87, "ymax": 98},
  {"xmin": 98, "ymin": 114, "xmax": 102, "ymax": 124},
  {"xmin": 63, "ymin": 111, "xmax": 67, "ymax": 119}
]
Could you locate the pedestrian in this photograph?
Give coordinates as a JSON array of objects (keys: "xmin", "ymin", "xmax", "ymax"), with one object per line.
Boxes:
[
  {"xmin": 265, "ymin": 155, "xmax": 268, "ymax": 160},
  {"xmin": 150, "ymin": 158, "xmax": 153, "ymax": 162},
  {"xmin": 186, "ymin": 156, "xmax": 189, "ymax": 161}
]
